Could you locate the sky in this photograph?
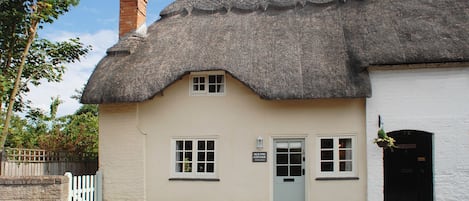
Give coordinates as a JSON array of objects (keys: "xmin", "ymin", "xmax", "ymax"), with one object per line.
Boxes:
[{"xmin": 27, "ymin": 0, "xmax": 174, "ymax": 117}]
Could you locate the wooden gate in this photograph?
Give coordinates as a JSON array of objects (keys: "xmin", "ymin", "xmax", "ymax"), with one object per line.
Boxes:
[{"xmin": 65, "ymin": 171, "xmax": 102, "ymax": 201}]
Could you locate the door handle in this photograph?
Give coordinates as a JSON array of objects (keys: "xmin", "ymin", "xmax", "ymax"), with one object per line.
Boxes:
[{"xmin": 284, "ymin": 178, "xmax": 295, "ymax": 182}]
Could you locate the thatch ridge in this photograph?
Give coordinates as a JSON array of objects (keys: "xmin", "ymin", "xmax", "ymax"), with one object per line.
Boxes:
[
  {"xmin": 160, "ymin": 0, "xmax": 336, "ymax": 16},
  {"xmin": 82, "ymin": 0, "xmax": 469, "ymax": 104}
]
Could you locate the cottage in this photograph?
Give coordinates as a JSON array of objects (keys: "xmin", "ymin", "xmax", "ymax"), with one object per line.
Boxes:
[{"xmin": 82, "ymin": 0, "xmax": 469, "ymax": 201}]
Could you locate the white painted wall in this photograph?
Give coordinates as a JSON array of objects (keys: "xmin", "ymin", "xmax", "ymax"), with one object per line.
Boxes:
[
  {"xmin": 100, "ymin": 73, "xmax": 367, "ymax": 201},
  {"xmin": 366, "ymin": 67, "xmax": 469, "ymax": 201}
]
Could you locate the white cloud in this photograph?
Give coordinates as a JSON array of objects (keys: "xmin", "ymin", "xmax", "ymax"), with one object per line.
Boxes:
[{"xmin": 26, "ymin": 30, "xmax": 118, "ymax": 117}]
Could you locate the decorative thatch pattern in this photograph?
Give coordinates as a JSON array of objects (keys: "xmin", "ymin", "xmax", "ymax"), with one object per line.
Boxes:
[
  {"xmin": 82, "ymin": 0, "xmax": 469, "ymax": 104},
  {"xmin": 160, "ymin": 0, "xmax": 335, "ymax": 15}
]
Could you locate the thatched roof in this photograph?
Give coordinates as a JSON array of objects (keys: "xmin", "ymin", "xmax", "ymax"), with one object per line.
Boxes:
[{"xmin": 81, "ymin": 0, "xmax": 469, "ymax": 104}]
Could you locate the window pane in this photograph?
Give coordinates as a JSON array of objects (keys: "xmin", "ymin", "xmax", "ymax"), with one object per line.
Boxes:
[
  {"xmin": 290, "ymin": 166, "xmax": 302, "ymax": 176},
  {"xmin": 184, "ymin": 162, "xmax": 192, "ymax": 172},
  {"xmin": 207, "ymin": 163, "xmax": 214, "ymax": 173},
  {"xmin": 339, "ymin": 138, "xmax": 352, "ymax": 148},
  {"xmin": 176, "ymin": 141, "xmax": 183, "ymax": 150},
  {"xmin": 290, "ymin": 142, "xmax": 302, "ymax": 152},
  {"xmin": 277, "ymin": 154, "xmax": 288, "ymax": 164},
  {"xmin": 321, "ymin": 139, "xmax": 333, "ymax": 148},
  {"xmin": 321, "ymin": 150, "xmax": 333, "ymax": 160},
  {"xmin": 200, "ymin": 85, "xmax": 205, "ymax": 91},
  {"xmin": 321, "ymin": 162, "xmax": 334, "ymax": 172},
  {"xmin": 340, "ymin": 150, "xmax": 352, "ymax": 160},
  {"xmin": 209, "ymin": 75, "xmax": 216, "ymax": 83},
  {"xmin": 197, "ymin": 163, "xmax": 205, "ymax": 172},
  {"xmin": 217, "ymin": 85, "xmax": 223, "ymax": 93},
  {"xmin": 176, "ymin": 163, "xmax": 183, "ymax": 172},
  {"xmin": 207, "ymin": 141, "xmax": 215, "ymax": 150},
  {"xmin": 198, "ymin": 152, "xmax": 205, "ymax": 161},
  {"xmin": 185, "ymin": 152, "xmax": 192, "ymax": 161},
  {"xmin": 193, "ymin": 85, "xmax": 199, "ymax": 91},
  {"xmin": 209, "ymin": 85, "xmax": 216, "ymax": 93},
  {"xmin": 340, "ymin": 161, "xmax": 353, "ymax": 171},
  {"xmin": 198, "ymin": 141, "xmax": 206, "ymax": 150},
  {"xmin": 216, "ymin": 75, "xmax": 223, "ymax": 83},
  {"xmin": 277, "ymin": 166, "xmax": 288, "ymax": 176},
  {"xmin": 176, "ymin": 152, "xmax": 183, "ymax": 161},
  {"xmin": 185, "ymin": 141, "xmax": 192, "ymax": 150},
  {"xmin": 276, "ymin": 143, "xmax": 288, "ymax": 152},
  {"xmin": 199, "ymin": 77, "xmax": 205, "ymax": 83},
  {"xmin": 207, "ymin": 152, "xmax": 214, "ymax": 161},
  {"xmin": 193, "ymin": 77, "xmax": 199, "ymax": 83},
  {"xmin": 290, "ymin": 154, "xmax": 302, "ymax": 164}
]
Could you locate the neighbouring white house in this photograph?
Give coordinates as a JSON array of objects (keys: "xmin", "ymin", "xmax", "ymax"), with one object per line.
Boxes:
[
  {"xmin": 359, "ymin": 1, "xmax": 469, "ymax": 200},
  {"xmin": 366, "ymin": 65, "xmax": 469, "ymax": 201},
  {"xmin": 81, "ymin": 0, "xmax": 469, "ymax": 201}
]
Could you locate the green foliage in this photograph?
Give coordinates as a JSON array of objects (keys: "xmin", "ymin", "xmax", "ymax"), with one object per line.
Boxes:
[
  {"xmin": 4, "ymin": 96, "xmax": 99, "ymax": 158},
  {"xmin": 28, "ymin": 0, "xmax": 79, "ymax": 25},
  {"xmin": 4, "ymin": 114, "xmax": 37, "ymax": 148},
  {"xmin": 1, "ymin": 23, "xmax": 90, "ymax": 112},
  {"xmin": 0, "ymin": 0, "xmax": 90, "ymax": 150},
  {"xmin": 377, "ymin": 128, "xmax": 387, "ymax": 138}
]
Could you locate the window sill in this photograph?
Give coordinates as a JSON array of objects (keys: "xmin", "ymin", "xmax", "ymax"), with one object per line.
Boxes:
[
  {"xmin": 190, "ymin": 93, "xmax": 225, "ymax": 96},
  {"xmin": 315, "ymin": 177, "xmax": 359, "ymax": 181},
  {"xmin": 169, "ymin": 178, "xmax": 220, "ymax": 182}
]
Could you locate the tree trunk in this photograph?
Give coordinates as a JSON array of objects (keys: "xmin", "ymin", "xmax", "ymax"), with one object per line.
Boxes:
[
  {"xmin": 0, "ymin": 150, "xmax": 2, "ymax": 176},
  {"xmin": 0, "ymin": 21, "xmax": 38, "ymax": 152}
]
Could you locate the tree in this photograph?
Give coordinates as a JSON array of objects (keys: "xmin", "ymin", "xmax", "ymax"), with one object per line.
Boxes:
[
  {"xmin": 3, "ymin": 113, "xmax": 36, "ymax": 148},
  {"xmin": 37, "ymin": 94, "xmax": 98, "ymax": 157},
  {"xmin": 35, "ymin": 98, "xmax": 98, "ymax": 159},
  {"xmin": 4, "ymin": 95, "xmax": 99, "ymax": 159},
  {"xmin": 0, "ymin": 0, "xmax": 90, "ymax": 152}
]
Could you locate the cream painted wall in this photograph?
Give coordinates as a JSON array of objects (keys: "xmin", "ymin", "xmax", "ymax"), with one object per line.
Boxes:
[
  {"xmin": 100, "ymin": 73, "xmax": 367, "ymax": 201},
  {"xmin": 99, "ymin": 104, "xmax": 146, "ymax": 201}
]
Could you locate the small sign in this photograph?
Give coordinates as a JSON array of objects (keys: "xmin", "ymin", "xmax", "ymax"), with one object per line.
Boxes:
[{"xmin": 252, "ymin": 152, "xmax": 267, "ymax": 162}]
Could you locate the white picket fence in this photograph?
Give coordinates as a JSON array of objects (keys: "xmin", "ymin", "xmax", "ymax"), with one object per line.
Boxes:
[{"xmin": 65, "ymin": 171, "xmax": 102, "ymax": 201}]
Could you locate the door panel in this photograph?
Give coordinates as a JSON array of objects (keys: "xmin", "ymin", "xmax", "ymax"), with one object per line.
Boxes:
[
  {"xmin": 274, "ymin": 139, "xmax": 305, "ymax": 201},
  {"xmin": 384, "ymin": 130, "xmax": 433, "ymax": 201}
]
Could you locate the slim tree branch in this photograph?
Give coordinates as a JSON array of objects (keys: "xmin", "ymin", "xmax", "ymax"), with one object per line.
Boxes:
[{"xmin": 0, "ymin": 6, "xmax": 40, "ymax": 151}]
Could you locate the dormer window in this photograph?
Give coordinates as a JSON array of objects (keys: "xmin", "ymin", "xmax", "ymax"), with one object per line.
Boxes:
[{"xmin": 190, "ymin": 72, "xmax": 225, "ymax": 96}]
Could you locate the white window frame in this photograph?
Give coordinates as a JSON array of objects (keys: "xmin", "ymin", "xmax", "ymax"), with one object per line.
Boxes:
[
  {"xmin": 189, "ymin": 71, "xmax": 226, "ymax": 96},
  {"xmin": 171, "ymin": 137, "xmax": 218, "ymax": 179},
  {"xmin": 316, "ymin": 135, "xmax": 357, "ymax": 178}
]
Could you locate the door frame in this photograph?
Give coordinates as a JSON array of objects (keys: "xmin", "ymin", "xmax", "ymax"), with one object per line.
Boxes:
[{"xmin": 270, "ymin": 136, "xmax": 308, "ymax": 201}]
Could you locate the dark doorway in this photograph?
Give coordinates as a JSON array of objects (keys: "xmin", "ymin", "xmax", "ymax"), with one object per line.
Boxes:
[{"xmin": 384, "ymin": 130, "xmax": 433, "ymax": 201}]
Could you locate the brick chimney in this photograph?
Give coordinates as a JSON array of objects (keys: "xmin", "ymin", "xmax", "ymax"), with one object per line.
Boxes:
[{"xmin": 119, "ymin": 0, "xmax": 147, "ymax": 38}]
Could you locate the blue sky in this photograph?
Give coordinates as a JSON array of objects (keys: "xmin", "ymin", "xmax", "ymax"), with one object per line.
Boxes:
[{"xmin": 28, "ymin": 0, "xmax": 173, "ymax": 116}]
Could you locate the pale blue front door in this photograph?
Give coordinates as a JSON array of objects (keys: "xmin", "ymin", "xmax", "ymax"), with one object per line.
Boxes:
[{"xmin": 274, "ymin": 139, "xmax": 305, "ymax": 201}]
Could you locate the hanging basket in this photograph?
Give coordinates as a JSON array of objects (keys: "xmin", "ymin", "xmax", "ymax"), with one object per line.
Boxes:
[
  {"xmin": 374, "ymin": 128, "xmax": 397, "ymax": 149},
  {"xmin": 376, "ymin": 141, "xmax": 389, "ymax": 148}
]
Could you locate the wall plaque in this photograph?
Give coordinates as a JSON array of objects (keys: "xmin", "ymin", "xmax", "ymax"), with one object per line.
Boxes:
[{"xmin": 252, "ymin": 152, "xmax": 267, "ymax": 162}]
